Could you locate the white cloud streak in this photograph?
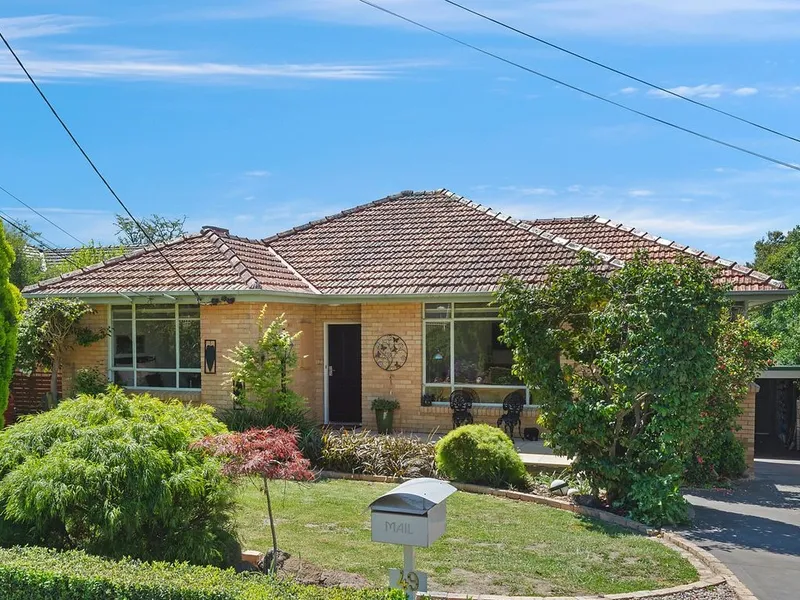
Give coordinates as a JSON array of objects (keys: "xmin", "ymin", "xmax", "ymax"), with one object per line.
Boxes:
[
  {"xmin": 0, "ymin": 15, "xmax": 101, "ymax": 40},
  {"xmin": 640, "ymin": 84, "xmax": 760, "ymax": 99},
  {"xmin": 0, "ymin": 46, "xmax": 431, "ymax": 83}
]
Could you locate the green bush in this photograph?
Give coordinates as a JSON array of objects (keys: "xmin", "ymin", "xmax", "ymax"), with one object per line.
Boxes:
[
  {"xmin": 435, "ymin": 424, "xmax": 528, "ymax": 489},
  {"xmin": 0, "ymin": 388, "xmax": 239, "ymax": 567},
  {"xmin": 218, "ymin": 401, "xmax": 323, "ymax": 463},
  {"xmin": 0, "ymin": 546, "xmax": 403, "ymax": 600},
  {"xmin": 70, "ymin": 366, "xmax": 108, "ymax": 396},
  {"xmin": 321, "ymin": 429, "xmax": 437, "ymax": 478}
]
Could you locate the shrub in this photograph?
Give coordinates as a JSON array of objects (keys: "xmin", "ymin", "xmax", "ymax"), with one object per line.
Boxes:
[
  {"xmin": 435, "ymin": 424, "xmax": 528, "ymax": 489},
  {"xmin": 70, "ymin": 366, "xmax": 108, "ymax": 396},
  {"xmin": 321, "ymin": 429, "xmax": 437, "ymax": 478},
  {"xmin": 0, "ymin": 221, "xmax": 21, "ymax": 430},
  {"xmin": 0, "ymin": 546, "xmax": 404, "ymax": 600},
  {"xmin": 497, "ymin": 253, "xmax": 730, "ymax": 526},
  {"xmin": 0, "ymin": 388, "xmax": 238, "ymax": 567},
  {"xmin": 684, "ymin": 314, "xmax": 774, "ymax": 486},
  {"xmin": 371, "ymin": 397, "xmax": 400, "ymax": 411}
]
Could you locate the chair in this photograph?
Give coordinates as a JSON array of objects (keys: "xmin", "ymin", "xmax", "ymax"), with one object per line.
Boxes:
[
  {"xmin": 496, "ymin": 390, "xmax": 525, "ymax": 439},
  {"xmin": 449, "ymin": 389, "xmax": 474, "ymax": 429}
]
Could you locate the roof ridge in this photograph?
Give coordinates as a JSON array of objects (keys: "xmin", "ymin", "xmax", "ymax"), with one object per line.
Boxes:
[
  {"xmin": 266, "ymin": 246, "xmax": 321, "ymax": 295},
  {"xmin": 202, "ymin": 230, "xmax": 262, "ymax": 290},
  {"xmin": 262, "ymin": 189, "xmax": 443, "ymax": 244},
  {"xmin": 591, "ymin": 216, "xmax": 787, "ymax": 290},
  {"xmin": 23, "ymin": 233, "xmax": 206, "ymax": 294},
  {"xmin": 528, "ymin": 215, "xmax": 597, "ymax": 224},
  {"xmin": 440, "ymin": 190, "xmax": 626, "ymax": 269}
]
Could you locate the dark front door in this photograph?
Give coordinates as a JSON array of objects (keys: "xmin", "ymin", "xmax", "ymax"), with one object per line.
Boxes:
[{"xmin": 327, "ymin": 324, "xmax": 362, "ymax": 423}]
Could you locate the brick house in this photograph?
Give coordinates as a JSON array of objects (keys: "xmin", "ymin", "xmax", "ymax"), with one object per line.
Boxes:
[{"xmin": 22, "ymin": 189, "xmax": 789, "ymax": 463}]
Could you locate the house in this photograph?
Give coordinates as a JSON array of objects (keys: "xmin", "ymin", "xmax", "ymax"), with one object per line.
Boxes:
[{"xmin": 22, "ymin": 189, "xmax": 790, "ymax": 464}]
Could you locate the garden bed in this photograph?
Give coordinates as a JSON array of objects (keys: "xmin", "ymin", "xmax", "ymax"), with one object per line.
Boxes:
[{"xmin": 235, "ymin": 478, "xmax": 698, "ymax": 597}]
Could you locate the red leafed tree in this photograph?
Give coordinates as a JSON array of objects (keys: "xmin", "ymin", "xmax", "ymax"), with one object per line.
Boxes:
[{"xmin": 192, "ymin": 427, "xmax": 313, "ymax": 572}]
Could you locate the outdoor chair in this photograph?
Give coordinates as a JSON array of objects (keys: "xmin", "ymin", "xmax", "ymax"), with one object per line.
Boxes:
[
  {"xmin": 496, "ymin": 390, "xmax": 525, "ymax": 439},
  {"xmin": 449, "ymin": 389, "xmax": 475, "ymax": 428}
]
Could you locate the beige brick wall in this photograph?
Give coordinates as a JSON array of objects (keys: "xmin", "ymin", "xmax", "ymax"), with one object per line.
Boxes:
[
  {"xmin": 735, "ymin": 382, "xmax": 759, "ymax": 470},
  {"xmin": 61, "ymin": 304, "xmax": 109, "ymax": 397}
]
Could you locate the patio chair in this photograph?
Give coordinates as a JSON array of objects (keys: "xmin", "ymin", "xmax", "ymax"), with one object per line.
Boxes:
[
  {"xmin": 449, "ymin": 389, "xmax": 474, "ymax": 428},
  {"xmin": 496, "ymin": 390, "xmax": 525, "ymax": 439}
]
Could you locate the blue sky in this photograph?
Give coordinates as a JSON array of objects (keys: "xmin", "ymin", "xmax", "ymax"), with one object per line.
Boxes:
[{"xmin": 2, "ymin": 1, "xmax": 800, "ymax": 263}]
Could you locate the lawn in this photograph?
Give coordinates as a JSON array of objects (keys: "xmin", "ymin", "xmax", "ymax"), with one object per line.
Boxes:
[{"xmin": 235, "ymin": 478, "xmax": 697, "ymax": 596}]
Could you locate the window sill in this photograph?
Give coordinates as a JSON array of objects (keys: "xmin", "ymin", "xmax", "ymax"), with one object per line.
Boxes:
[
  {"xmin": 121, "ymin": 386, "xmax": 202, "ymax": 394},
  {"xmin": 421, "ymin": 403, "xmax": 540, "ymax": 412}
]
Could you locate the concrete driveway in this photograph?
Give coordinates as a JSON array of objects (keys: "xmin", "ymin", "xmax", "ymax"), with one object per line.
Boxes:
[{"xmin": 682, "ymin": 459, "xmax": 800, "ymax": 600}]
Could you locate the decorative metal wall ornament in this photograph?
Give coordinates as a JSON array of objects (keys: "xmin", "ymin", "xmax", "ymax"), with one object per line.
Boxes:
[
  {"xmin": 204, "ymin": 340, "xmax": 217, "ymax": 374},
  {"xmin": 373, "ymin": 334, "xmax": 408, "ymax": 371}
]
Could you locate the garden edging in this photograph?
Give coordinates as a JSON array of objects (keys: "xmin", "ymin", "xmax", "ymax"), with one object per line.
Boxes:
[{"xmin": 317, "ymin": 471, "xmax": 757, "ymax": 600}]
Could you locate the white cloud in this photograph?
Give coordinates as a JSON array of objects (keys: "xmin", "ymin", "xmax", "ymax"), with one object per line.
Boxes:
[
  {"xmin": 0, "ymin": 46, "xmax": 435, "ymax": 84},
  {"xmin": 244, "ymin": 170, "xmax": 270, "ymax": 177},
  {"xmin": 628, "ymin": 189, "xmax": 654, "ymax": 197},
  {"xmin": 500, "ymin": 186, "xmax": 556, "ymax": 196},
  {"xmin": 620, "ymin": 87, "xmax": 638, "ymax": 94},
  {"xmin": 185, "ymin": 0, "xmax": 800, "ymax": 40},
  {"xmin": 0, "ymin": 15, "xmax": 100, "ymax": 40},
  {"xmin": 648, "ymin": 84, "xmax": 760, "ymax": 99}
]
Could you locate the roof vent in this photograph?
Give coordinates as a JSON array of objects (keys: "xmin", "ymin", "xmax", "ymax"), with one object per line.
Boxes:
[
  {"xmin": 399, "ymin": 190, "xmax": 416, "ymax": 197},
  {"xmin": 201, "ymin": 225, "xmax": 230, "ymax": 236}
]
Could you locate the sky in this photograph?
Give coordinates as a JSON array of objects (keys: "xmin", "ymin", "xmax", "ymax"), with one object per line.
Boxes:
[{"xmin": 2, "ymin": 1, "xmax": 800, "ymax": 264}]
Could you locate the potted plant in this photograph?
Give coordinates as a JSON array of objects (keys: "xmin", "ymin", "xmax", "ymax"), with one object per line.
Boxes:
[{"xmin": 371, "ymin": 397, "xmax": 400, "ymax": 434}]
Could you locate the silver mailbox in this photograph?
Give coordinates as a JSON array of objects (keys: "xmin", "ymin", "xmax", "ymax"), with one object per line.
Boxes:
[{"xmin": 369, "ymin": 478, "xmax": 457, "ymax": 548}]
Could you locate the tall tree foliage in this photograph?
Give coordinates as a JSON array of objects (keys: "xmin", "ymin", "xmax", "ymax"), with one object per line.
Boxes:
[
  {"xmin": 115, "ymin": 214, "xmax": 187, "ymax": 246},
  {"xmin": 5, "ymin": 222, "xmax": 42, "ymax": 290},
  {"xmin": 0, "ymin": 223, "xmax": 22, "ymax": 427},
  {"xmin": 496, "ymin": 253, "xmax": 727, "ymax": 525},
  {"xmin": 16, "ymin": 298, "xmax": 107, "ymax": 405},
  {"xmin": 750, "ymin": 226, "xmax": 800, "ymax": 365}
]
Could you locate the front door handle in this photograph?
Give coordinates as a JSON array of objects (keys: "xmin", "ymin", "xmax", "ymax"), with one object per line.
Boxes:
[{"xmin": 328, "ymin": 365, "xmax": 334, "ymax": 377}]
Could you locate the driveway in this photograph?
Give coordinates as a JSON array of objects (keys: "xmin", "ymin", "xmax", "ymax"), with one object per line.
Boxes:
[{"xmin": 682, "ymin": 459, "xmax": 800, "ymax": 600}]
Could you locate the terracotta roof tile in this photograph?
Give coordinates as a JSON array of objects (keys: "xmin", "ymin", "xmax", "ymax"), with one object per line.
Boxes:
[{"xmin": 527, "ymin": 215, "xmax": 786, "ymax": 291}]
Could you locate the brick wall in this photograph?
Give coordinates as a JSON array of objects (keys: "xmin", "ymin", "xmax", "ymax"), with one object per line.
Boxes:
[
  {"xmin": 61, "ymin": 304, "xmax": 109, "ymax": 396},
  {"xmin": 735, "ymin": 382, "xmax": 759, "ymax": 470}
]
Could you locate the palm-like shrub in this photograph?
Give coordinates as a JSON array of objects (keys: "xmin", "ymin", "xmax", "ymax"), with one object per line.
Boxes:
[{"xmin": 0, "ymin": 388, "xmax": 239, "ymax": 567}]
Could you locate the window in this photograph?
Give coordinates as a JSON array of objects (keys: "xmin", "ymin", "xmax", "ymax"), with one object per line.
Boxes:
[
  {"xmin": 111, "ymin": 304, "xmax": 201, "ymax": 390},
  {"xmin": 423, "ymin": 302, "xmax": 528, "ymax": 405}
]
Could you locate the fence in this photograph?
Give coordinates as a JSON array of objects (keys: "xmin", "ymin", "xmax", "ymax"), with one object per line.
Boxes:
[{"xmin": 6, "ymin": 371, "xmax": 61, "ymax": 424}]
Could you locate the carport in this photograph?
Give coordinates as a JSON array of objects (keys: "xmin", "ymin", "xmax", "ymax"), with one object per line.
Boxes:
[{"xmin": 755, "ymin": 368, "xmax": 800, "ymax": 459}]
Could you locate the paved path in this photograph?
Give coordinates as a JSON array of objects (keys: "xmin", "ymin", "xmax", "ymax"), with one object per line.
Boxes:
[{"xmin": 682, "ymin": 459, "xmax": 800, "ymax": 600}]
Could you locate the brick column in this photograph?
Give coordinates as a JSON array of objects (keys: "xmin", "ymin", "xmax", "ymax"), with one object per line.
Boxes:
[{"xmin": 735, "ymin": 382, "xmax": 759, "ymax": 471}]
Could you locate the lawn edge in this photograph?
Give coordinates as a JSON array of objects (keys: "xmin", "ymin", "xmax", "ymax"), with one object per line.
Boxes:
[{"xmin": 317, "ymin": 471, "xmax": 757, "ymax": 600}]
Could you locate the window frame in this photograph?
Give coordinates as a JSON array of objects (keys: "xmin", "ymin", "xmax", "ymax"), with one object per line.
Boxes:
[
  {"xmin": 423, "ymin": 302, "xmax": 531, "ymax": 406},
  {"xmin": 108, "ymin": 303, "xmax": 202, "ymax": 391}
]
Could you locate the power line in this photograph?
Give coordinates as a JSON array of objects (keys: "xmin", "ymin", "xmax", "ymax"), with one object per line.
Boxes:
[
  {"xmin": 0, "ymin": 30, "xmax": 202, "ymax": 304},
  {"xmin": 0, "ymin": 184, "xmax": 87, "ymax": 247},
  {"xmin": 356, "ymin": 0, "xmax": 800, "ymax": 174},
  {"xmin": 442, "ymin": 0, "xmax": 800, "ymax": 145}
]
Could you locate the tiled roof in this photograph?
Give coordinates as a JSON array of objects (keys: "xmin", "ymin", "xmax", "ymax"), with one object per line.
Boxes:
[
  {"xmin": 22, "ymin": 190, "xmax": 786, "ymax": 297},
  {"xmin": 24, "ymin": 230, "xmax": 314, "ymax": 296},
  {"xmin": 23, "ymin": 244, "xmax": 141, "ymax": 269},
  {"xmin": 527, "ymin": 216, "xmax": 785, "ymax": 292}
]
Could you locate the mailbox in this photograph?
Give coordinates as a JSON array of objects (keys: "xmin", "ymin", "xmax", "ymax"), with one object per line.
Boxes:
[
  {"xmin": 370, "ymin": 478, "xmax": 456, "ymax": 547},
  {"xmin": 370, "ymin": 478, "xmax": 457, "ymax": 598}
]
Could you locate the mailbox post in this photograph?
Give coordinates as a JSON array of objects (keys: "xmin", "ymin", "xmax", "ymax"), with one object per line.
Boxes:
[{"xmin": 369, "ymin": 478, "xmax": 457, "ymax": 599}]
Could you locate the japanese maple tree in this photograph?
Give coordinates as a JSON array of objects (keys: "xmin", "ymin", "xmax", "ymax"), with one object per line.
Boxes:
[{"xmin": 192, "ymin": 427, "xmax": 313, "ymax": 572}]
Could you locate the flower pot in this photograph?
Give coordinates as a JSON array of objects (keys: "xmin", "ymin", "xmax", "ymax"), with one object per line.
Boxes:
[{"xmin": 375, "ymin": 409, "xmax": 395, "ymax": 434}]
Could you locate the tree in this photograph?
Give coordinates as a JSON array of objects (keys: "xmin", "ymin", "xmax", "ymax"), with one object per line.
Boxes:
[
  {"xmin": 42, "ymin": 241, "xmax": 127, "ymax": 280},
  {"xmin": 749, "ymin": 225, "xmax": 800, "ymax": 365},
  {"xmin": 496, "ymin": 252, "xmax": 727, "ymax": 526},
  {"xmin": 115, "ymin": 214, "xmax": 187, "ymax": 246},
  {"xmin": 0, "ymin": 223, "xmax": 22, "ymax": 427},
  {"xmin": 192, "ymin": 427, "xmax": 313, "ymax": 573},
  {"xmin": 5, "ymin": 222, "xmax": 43, "ymax": 290},
  {"xmin": 16, "ymin": 298, "xmax": 107, "ymax": 405}
]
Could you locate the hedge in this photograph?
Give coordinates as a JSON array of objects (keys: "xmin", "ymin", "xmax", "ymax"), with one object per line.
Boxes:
[{"xmin": 0, "ymin": 546, "xmax": 404, "ymax": 600}]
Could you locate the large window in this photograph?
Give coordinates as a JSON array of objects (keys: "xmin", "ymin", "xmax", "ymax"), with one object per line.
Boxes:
[
  {"xmin": 423, "ymin": 302, "xmax": 529, "ymax": 405},
  {"xmin": 111, "ymin": 304, "xmax": 201, "ymax": 390}
]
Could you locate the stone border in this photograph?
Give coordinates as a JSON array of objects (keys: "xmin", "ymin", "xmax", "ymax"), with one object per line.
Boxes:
[{"xmin": 318, "ymin": 471, "xmax": 757, "ymax": 600}]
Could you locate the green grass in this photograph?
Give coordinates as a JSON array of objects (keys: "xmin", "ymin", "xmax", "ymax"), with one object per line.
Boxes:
[{"xmin": 235, "ymin": 479, "xmax": 697, "ymax": 597}]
